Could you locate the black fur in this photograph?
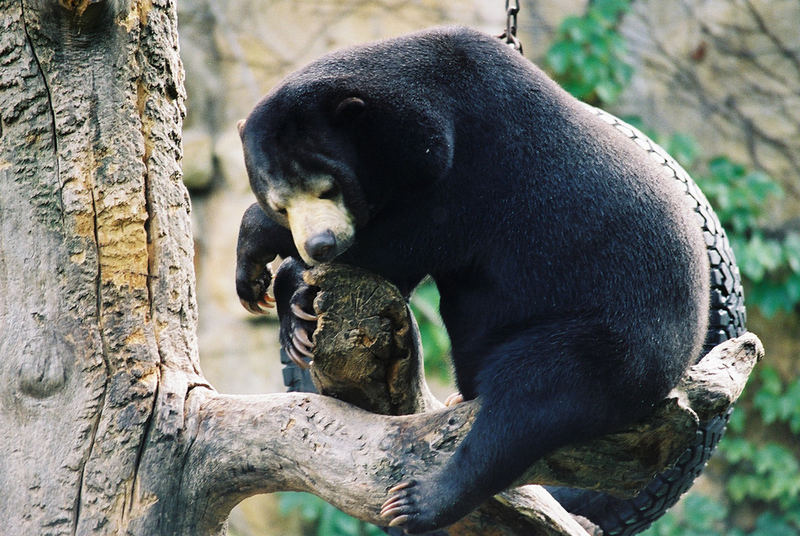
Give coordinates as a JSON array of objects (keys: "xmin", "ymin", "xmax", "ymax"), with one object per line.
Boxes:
[{"xmin": 235, "ymin": 26, "xmax": 709, "ymax": 533}]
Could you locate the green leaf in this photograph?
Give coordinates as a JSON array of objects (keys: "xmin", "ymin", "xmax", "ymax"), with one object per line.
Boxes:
[
  {"xmin": 708, "ymin": 156, "xmax": 745, "ymax": 181},
  {"xmin": 783, "ymin": 233, "xmax": 800, "ymax": 272},
  {"xmin": 749, "ymin": 279, "xmax": 797, "ymax": 316},
  {"xmin": 410, "ymin": 280, "xmax": 451, "ymax": 382},
  {"xmin": 595, "ymin": 79, "xmax": 621, "ymax": 103},
  {"xmin": 760, "ymin": 366, "xmax": 783, "ymax": 394},
  {"xmin": 588, "ymin": 35, "xmax": 610, "ymax": 59},
  {"xmin": 607, "ymin": 32, "xmax": 628, "ymax": 55},
  {"xmin": 785, "ymin": 379, "xmax": 800, "ymax": 433},
  {"xmin": 667, "ymin": 133, "xmax": 698, "ymax": 167},
  {"xmin": 594, "ymin": 0, "xmax": 632, "ymax": 20},
  {"xmin": 558, "ymin": 16, "xmax": 589, "ymax": 42},
  {"xmin": 752, "ymin": 512, "xmax": 800, "ymax": 536},
  {"xmin": 546, "ymin": 40, "xmax": 581, "ymax": 75},
  {"xmin": 682, "ymin": 494, "xmax": 727, "ymax": 531},
  {"xmin": 582, "ymin": 56, "xmax": 607, "ymax": 84},
  {"xmin": 565, "ymin": 80, "xmax": 597, "ymax": 100},
  {"xmin": 614, "ymin": 61, "xmax": 634, "ymax": 86},
  {"xmin": 547, "ymin": 0, "xmax": 633, "ymax": 104},
  {"xmin": 727, "ymin": 406, "xmax": 746, "ymax": 433},
  {"xmin": 720, "ymin": 437, "xmax": 754, "ymax": 464}
]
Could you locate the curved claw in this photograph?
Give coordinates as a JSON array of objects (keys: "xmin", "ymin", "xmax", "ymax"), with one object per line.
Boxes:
[
  {"xmin": 388, "ymin": 481, "xmax": 415, "ymax": 494},
  {"xmin": 444, "ymin": 392, "xmax": 464, "ymax": 407},
  {"xmin": 388, "ymin": 515, "xmax": 410, "ymax": 528},
  {"xmin": 294, "ymin": 326, "xmax": 313, "ymax": 349},
  {"xmin": 240, "ymin": 298, "xmax": 268, "ymax": 315},
  {"xmin": 381, "ymin": 504, "xmax": 407, "ymax": 519},
  {"xmin": 292, "ymin": 336, "xmax": 314, "ymax": 358},
  {"xmin": 382, "ymin": 490, "xmax": 408, "ymax": 507},
  {"xmin": 291, "ymin": 302, "xmax": 318, "ymax": 321},
  {"xmin": 380, "ymin": 506, "xmax": 407, "ymax": 519},
  {"xmin": 257, "ymin": 299, "xmax": 275, "ymax": 310},
  {"xmin": 286, "ymin": 345, "xmax": 312, "ymax": 369},
  {"xmin": 380, "ymin": 498, "xmax": 412, "ymax": 517},
  {"xmin": 381, "ymin": 481, "xmax": 415, "ymax": 514}
]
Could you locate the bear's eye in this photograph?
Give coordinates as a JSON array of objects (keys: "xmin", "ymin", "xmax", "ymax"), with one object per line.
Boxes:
[
  {"xmin": 319, "ymin": 184, "xmax": 340, "ymax": 200},
  {"xmin": 268, "ymin": 199, "xmax": 287, "ymax": 215}
]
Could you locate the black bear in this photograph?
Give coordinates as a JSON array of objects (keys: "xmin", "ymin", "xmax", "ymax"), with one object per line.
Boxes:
[{"xmin": 235, "ymin": 26, "xmax": 709, "ymax": 534}]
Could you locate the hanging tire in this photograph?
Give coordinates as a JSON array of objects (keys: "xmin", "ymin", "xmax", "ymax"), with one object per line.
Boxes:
[
  {"xmin": 545, "ymin": 105, "xmax": 747, "ymax": 536},
  {"xmin": 278, "ymin": 104, "xmax": 747, "ymax": 536},
  {"xmin": 281, "ymin": 347, "xmax": 317, "ymax": 393}
]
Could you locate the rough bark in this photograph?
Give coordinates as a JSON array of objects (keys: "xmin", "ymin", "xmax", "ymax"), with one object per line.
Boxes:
[
  {"xmin": 0, "ymin": 2, "xmax": 762, "ymax": 535},
  {"xmin": 1, "ymin": 1, "xmax": 204, "ymax": 533}
]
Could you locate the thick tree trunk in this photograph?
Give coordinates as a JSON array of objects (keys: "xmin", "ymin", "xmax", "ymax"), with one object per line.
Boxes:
[
  {"xmin": 0, "ymin": 2, "xmax": 763, "ymax": 535},
  {"xmin": 1, "ymin": 0, "xmax": 203, "ymax": 533}
]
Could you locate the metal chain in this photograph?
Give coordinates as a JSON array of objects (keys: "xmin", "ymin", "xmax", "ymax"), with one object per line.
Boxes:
[{"xmin": 497, "ymin": 0, "xmax": 523, "ymax": 54}]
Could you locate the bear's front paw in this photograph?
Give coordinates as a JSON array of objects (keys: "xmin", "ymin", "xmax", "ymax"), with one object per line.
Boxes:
[
  {"xmin": 284, "ymin": 296, "xmax": 318, "ymax": 369},
  {"xmin": 236, "ymin": 264, "xmax": 275, "ymax": 315},
  {"xmin": 274, "ymin": 258, "xmax": 319, "ymax": 370},
  {"xmin": 380, "ymin": 480, "xmax": 454, "ymax": 534}
]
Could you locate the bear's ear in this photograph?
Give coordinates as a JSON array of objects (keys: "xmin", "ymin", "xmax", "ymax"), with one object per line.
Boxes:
[
  {"xmin": 236, "ymin": 119, "xmax": 246, "ymax": 139},
  {"xmin": 334, "ymin": 97, "xmax": 366, "ymax": 122}
]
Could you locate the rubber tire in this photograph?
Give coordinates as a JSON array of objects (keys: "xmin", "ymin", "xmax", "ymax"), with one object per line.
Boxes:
[
  {"xmin": 279, "ymin": 105, "xmax": 748, "ymax": 536},
  {"xmin": 545, "ymin": 106, "xmax": 747, "ymax": 536},
  {"xmin": 281, "ymin": 347, "xmax": 317, "ymax": 393}
]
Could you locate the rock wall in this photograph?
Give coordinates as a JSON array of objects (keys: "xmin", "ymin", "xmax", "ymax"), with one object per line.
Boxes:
[{"xmin": 617, "ymin": 0, "xmax": 800, "ymax": 219}]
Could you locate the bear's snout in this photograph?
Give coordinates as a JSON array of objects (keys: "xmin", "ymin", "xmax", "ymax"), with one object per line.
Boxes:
[{"xmin": 305, "ymin": 230, "xmax": 337, "ymax": 263}]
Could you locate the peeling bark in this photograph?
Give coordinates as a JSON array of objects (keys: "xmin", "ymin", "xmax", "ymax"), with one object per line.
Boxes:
[{"xmin": 0, "ymin": 2, "xmax": 762, "ymax": 535}]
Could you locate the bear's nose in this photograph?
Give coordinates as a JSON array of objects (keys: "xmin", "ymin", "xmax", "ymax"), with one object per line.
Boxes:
[{"xmin": 305, "ymin": 230, "xmax": 337, "ymax": 263}]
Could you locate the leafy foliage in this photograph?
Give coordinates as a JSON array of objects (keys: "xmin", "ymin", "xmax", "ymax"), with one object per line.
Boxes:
[
  {"xmin": 545, "ymin": 0, "xmax": 633, "ymax": 104},
  {"xmin": 641, "ymin": 493, "xmax": 800, "ymax": 536},
  {"xmin": 409, "ymin": 278, "xmax": 451, "ymax": 382},
  {"xmin": 721, "ymin": 438, "xmax": 800, "ymax": 507},
  {"xmin": 752, "ymin": 367, "xmax": 800, "ymax": 435},
  {"xmin": 641, "ymin": 494, "xmax": 727, "ymax": 536},
  {"xmin": 278, "ymin": 493, "xmax": 384, "ymax": 536},
  {"xmin": 693, "ymin": 158, "xmax": 800, "ymax": 316},
  {"xmin": 625, "ymin": 123, "xmax": 800, "ymax": 317},
  {"xmin": 635, "ymin": 124, "xmax": 800, "ymax": 536}
]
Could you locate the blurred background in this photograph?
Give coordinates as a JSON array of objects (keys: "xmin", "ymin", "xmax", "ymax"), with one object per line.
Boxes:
[{"xmin": 176, "ymin": 1, "xmax": 800, "ymax": 534}]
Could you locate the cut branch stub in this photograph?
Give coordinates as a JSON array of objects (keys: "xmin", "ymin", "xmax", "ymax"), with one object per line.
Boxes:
[{"xmin": 305, "ymin": 265, "xmax": 435, "ymax": 415}]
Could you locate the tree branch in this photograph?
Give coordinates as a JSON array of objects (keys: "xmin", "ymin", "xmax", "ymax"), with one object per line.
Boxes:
[{"xmin": 181, "ymin": 264, "xmax": 762, "ymax": 535}]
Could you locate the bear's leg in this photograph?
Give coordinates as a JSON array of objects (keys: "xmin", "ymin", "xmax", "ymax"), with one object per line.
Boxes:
[
  {"xmin": 235, "ymin": 203, "xmax": 298, "ymax": 313},
  {"xmin": 381, "ymin": 321, "xmax": 638, "ymax": 533},
  {"xmin": 273, "ymin": 257, "xmax": 318, "ymax": 369}
]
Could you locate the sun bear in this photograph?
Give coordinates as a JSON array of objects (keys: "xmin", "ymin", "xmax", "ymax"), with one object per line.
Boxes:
[{"xmin": 234, "ymin": 26, "xmax": 709, "ymax": 534}]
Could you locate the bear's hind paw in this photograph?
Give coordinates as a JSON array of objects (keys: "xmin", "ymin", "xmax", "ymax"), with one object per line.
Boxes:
[{"xmin": 380, "ymin": 480, "xmax": 450, "ymax": 534}]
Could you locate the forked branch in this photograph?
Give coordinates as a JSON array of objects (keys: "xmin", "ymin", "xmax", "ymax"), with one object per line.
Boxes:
[{"xmin": 183, "ymin": 265, "xmax": 762, "ymax": 535}]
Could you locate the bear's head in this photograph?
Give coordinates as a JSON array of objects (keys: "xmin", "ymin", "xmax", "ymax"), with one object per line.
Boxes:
[{"xmin": 238, "ymin": 47, "xmax": 455, "ymax": 266}]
